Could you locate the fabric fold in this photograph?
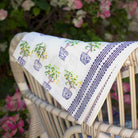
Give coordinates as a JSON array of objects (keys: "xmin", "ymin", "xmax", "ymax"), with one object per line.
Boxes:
[{"xmin": 13, "ymin": 32, "xmax": 138, "ymax": 126}]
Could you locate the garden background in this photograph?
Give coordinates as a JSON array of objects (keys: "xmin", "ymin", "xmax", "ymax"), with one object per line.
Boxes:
[{"xmin": 0, "ymin": 0, "xmax": 138, "ymax": 137}]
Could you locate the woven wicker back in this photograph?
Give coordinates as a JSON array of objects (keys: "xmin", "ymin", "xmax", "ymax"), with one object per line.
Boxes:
[{"xmin": 9, "ymin": 33, "xmax": 138, "ymax": 138}]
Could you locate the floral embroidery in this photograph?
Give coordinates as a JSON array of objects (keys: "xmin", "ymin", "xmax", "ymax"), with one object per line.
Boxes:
[
  {"xmin": 43, "ymin": 64, "xmax": 60, "ymax": 91},
  {"xmin": 62, "ymin": 70, "xmax": 82, "ymax": 100},
  {"xmin": 80, "ymin": 42, "xmax": 102, "ymax": 65},
  {"xmin": 17, "ymin": 40, "xmax": 30, "ymax": 66},
  {"xmin": 33, "ymin": 42, "xmax": 47, "ymax": 71},
  {"xmin": 59, "ymin": 40, "xmax": 80, "ymax": 61}
]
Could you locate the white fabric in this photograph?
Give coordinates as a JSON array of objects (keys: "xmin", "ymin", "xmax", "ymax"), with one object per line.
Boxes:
[{"xmin": 13, "ymin": 32, "xmax": 138, "ymax": 126}]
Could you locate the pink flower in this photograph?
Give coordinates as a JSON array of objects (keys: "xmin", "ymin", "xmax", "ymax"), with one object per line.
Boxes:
[
  {"xmin": 111, "ymin": 82, "xmax": 130, "ymax": 93},
  {"xmin": 6, "ymin": 100, "xmax": 16, "ymax": 111},
  {"xmin": 63, "ymin": 0, "xmax": 83, "ymax": 10},
  {"xmin": 124, "ymin": 94, "xmax": 131, "ymax": 104},
  {"xmin": 22, "ymin": 0, "xmax": 35, "ymax": 11},
  {"xmin": 123, "ymin": 2, "xmax": 137, "ymax": 16},
  {"xmin": 0, "ymin": 115, "xmax": 8, "ymax": 125},
  {"xmin": 2, "ymin": 132, "xmax": 11, "ymax": 138},
  {"xmin": 85, "ymin": 0, "xmax": 95, "ymax": 3},
  {"xmin": 74, "ymin": 0, "xmax": 83, "ymax": 9},
  {"xmin": 123, "ymin": 82, "xmax": 130, "ymax": 92},
  {"xmin": 73, "ymin": 18, "xmax": 83, "ymax": 28},
  {"xmin": 18, "ymin": 119, "xmax": 25, "ymax": 133},
  {"xmin": 1, "ymin": 114, "xmax": 24, "ymax": 137},
  {"xmin": 98, "ymin": 0, "xmax": 111, "ymax": 19},
  {"xmin": 111, "ymin": 92, "xmax": 118, "ymax": 101},
  {"xmin": 112, "ymin": 81, "xmax": 117, "ymax": 92},
  {"xmin": 98, "ymin": 10, "xmax": 111, "ymax": 19},
  {"xmin": 5, "ymin": 90, "xmax": 26, "ymax": 111},
  {"xmin": 0, "ymin": 9, "xmax": 8, "ymax": 21}
]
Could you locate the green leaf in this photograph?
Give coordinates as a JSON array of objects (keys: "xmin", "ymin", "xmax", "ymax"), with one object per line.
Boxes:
[{"xmin": 34, "ymin": 0, "xmax": 50, "ymax": 11}]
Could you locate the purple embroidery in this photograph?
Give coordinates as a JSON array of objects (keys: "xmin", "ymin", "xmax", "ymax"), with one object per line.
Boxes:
[
  {"xmin": 67, "ymin": 42, "xmax": 119, "ymax": 114},
  {"xmin": 17, "ymin": 56, "xmax": 26, "ymax": 66},
  {"xmin": 80, "ymin": 52, "xmax": 91, "ymax": 65},
  {"xmin": 33, "ymin": 59, "xmax": 42, "ymax": 71},
  {"xmin": 59, "ymin": 47, "xmax": 69, "ymax": 61},
  {"xmin": 73, "ymin": 42, "xmax": 133, "ymax": 120},
  {"xmin": 18, "ymin": 40, "xmax": 30, "ymax": 66},
  {"xmin": 62, "ymin": 87, "xmax": 72, "ymax": 100},
  {"xmin": 43, "ymin": 81, "xmax": 51, "ymax": 91},
  {"xmin": 59, "ymin": 40, "xmax": 80, "ymax": 61}
]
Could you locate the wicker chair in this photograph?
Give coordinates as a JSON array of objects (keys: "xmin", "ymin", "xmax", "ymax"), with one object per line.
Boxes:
[{"xmin": 9, "ymin": 32, "xmax": 138, "ymax": 138}]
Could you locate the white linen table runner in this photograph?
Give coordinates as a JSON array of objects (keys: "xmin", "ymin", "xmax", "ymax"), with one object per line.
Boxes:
[{"xmin": 13, "ymin": 32, "xmax": 138, "ymax": 126}]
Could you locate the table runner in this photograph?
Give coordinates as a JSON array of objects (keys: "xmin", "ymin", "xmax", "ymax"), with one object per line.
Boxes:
[{"xmin": 13, "ymin": 32, "xmax": 138, "ymax": 126}]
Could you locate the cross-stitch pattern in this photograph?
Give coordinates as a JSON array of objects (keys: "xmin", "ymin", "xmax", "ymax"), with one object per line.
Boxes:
[
  {"xmin": 43, "ymin": 64, "xmax": 60, "ymax": 92},
  {"xmin": 59, "ymin": 40, "xmax": 80, "ymax": 61},
  {"xmin": 17, "ymin": 40, "xmax": 30, "ymax": 66},
  {"xmin": 62, "ymin": 70, "xmax": 82, "ymax": 100},
  {"xmin": 80, "ymin": 42, "xmax": 103, "ymax": 65},
  {"xmin": 33, "ymin": 42, "xmax": 47, "ymax": 71}
]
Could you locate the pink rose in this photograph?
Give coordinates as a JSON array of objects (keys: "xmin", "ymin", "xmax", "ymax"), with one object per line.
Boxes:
[
  {"xmin": 0, "ymin": 9, "xmax": 8, "ymax": 21},
  {"xmin": 74, "ymin": 0, "xmax": 83, "ymax": 9},
  {"xmin": 22, "ymin": 0, "xmax": 35, "ymax": 11}
]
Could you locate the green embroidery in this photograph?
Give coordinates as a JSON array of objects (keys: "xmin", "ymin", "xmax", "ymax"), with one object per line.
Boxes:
[
  {"xmin": 34, "ymin": 42, "xmax": 47, "ymax": 60},
  {"xmin": 65, "ymin": 39, "xmax": 80, "ymax": 47},
  {"xmin": 19, "ymin": 40, "xmax": 30, "ymax": 58},
  {"xmin": 85, "ymin": 42, "xmax": 102, "ymax": 53},
  {"xmin": 44, "ymin": 64, "xmax": 60, "ymax": 84},
  {"xmin": 64, "ymin": 70, "xmax": 82, "ymax": 89}
]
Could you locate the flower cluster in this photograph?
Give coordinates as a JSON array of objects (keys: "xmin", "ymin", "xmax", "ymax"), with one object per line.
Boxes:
[
  {"xmin": 111, "ymin": 81, "xmax": 131, "ymax": 104},
  {"xmin": 5, "ymin": 89, "xmax": 26, "ymax": 111},
  {"xmin": 97, "ymin": 0, "xmax": 111, "ymax": 19},
  {"xmin": 22, "ymin": 0, "xmax": 35, "ymax": 11},
  {"xmin": 0, "ymin": 9, "xmax": 8, "ymax": 21},
  {"xmin": 0, "ymin": 89, "xmax": 29, "ymax": 137},
  {"xmin": 1, "ymin": 114, "xmax": 24, "ymax": 138}
]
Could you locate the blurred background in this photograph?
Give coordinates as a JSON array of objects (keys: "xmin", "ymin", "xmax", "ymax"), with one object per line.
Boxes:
[{"xmin": 0, "ymin": 0, "xmax": 138, "ymax": 137}]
